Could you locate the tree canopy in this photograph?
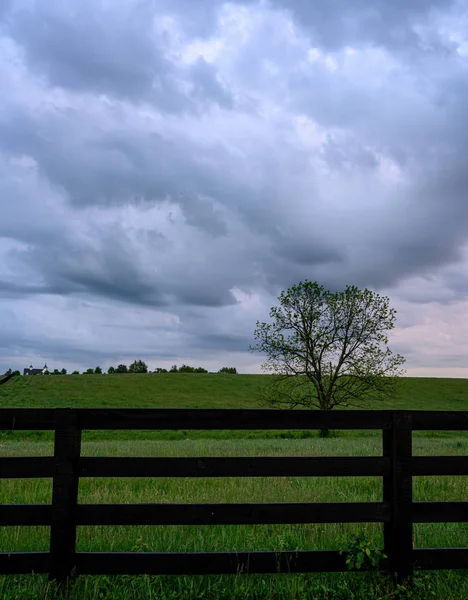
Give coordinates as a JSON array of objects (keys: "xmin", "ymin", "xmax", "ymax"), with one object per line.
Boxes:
[
  {"xmin": 129, "ymin": 359, "xmax": 148, "ymax": 373},
  {"xmin": 251, "ymin": 280, "xmax": 406, "ymax": 410}
]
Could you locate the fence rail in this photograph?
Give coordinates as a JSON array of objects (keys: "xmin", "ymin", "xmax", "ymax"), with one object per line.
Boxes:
[
  {"xmin": 1, "ymin": 408, "xmax": 468, "ymax": 582},
  {"xmin": 0, "ymin": 373, "xmax": 14, "ymax": 386}
]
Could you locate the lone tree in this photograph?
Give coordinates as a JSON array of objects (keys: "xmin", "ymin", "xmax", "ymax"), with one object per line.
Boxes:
[{"xmin": 251, "ymin": 281, "xmax": 405, "ymax": 414}]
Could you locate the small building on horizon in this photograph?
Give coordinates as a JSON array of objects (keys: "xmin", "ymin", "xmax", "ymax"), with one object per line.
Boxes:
[{"xmin": 23, "ymin": 364, "xmax": 49, "ymax": 376}]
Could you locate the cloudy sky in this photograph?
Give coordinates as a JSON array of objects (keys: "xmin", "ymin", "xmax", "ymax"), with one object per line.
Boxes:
[{"xmin": 1, "ymin": 0, "xmax": 468, "ymax": 376}]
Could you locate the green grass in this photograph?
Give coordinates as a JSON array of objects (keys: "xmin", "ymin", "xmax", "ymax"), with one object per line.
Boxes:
[
  {"xmin": 0, "ymin": 374, "xmax": 270, "ymax": 409},
  {"xmin": 1, "ymin": 374, "xmax": 468, "ymax": 598},
  {"xmin": 2, "ymin": 374, "xmax": 468, "ymax": 443},
  {"xmin": 1, "ymin": 373, "xmax": 468, "ymax": 411}
]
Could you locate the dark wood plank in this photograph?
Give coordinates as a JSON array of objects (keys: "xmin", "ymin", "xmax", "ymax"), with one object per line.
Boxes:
[
  {"xmin": 0, "ymin": 552, "xmax": 50, "ymax": 574},
  {"xmin": 411, "ymin": 457, "xmax": 468, "ymax": 476},
  {"xmin": 1, "ymin": 504, "xmax": 52, "ymax": 526},
  {"xmin": 0, "ymin": 373, "xmax": 14, "ymax": 386},
  {"xmin": 2, "ymin": 408, "xmax": 468, "ymax": 432},
  {"xmin": 413, "ymin": 502, "xmax": 468, "ymax": 523},
  {"xmin": 0, "ymin": 409, "xmax": 55, "ymax": 430},
  {"xmin": 49, "ymin": 410, "xmax": 81, "ymax": 583},
  {"xmin": 385, "ymin": 412, "xmax": 414, "ymax": 581},
  {"xmin": 411, "ymin": 412, "xmax": 468, "ymax": 431},
  {"xmin": 75, "ymin": 550, "xmax": 377, "ymax": 575},
  {"xmin": 79, "ymin": 456, "xmax": 388, "ymax": 478},
  {"xmin": 413, "ymin": 548, "xmax": 468, "ymax": 570},
  {"xmin": 76, "ymin": 501, "xmax": 390, "ymax": 526},
  {"xmin": 77, "ymin": 409, "xmax": 392, "ymax": 430},
  {"xmin": 0, "ymin": 457, "xmax": 55, "ymax": 479},
  {"xmin": 382, "ymin": 428, "xmax": 393, "ymax": 565}
]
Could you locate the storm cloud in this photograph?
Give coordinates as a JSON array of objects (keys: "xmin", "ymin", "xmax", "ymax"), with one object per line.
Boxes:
[{"xmin": 1, "ymin": 0, "xmax": 468, "ymax": 375}]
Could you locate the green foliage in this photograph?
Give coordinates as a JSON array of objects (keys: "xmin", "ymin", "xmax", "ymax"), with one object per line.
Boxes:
[
  {"xmin": 218, "ymin": 367, "xmax": 238, "ymax": 374},
  {"xmin": 169, "ymin": 364, "xmax": 208, "ymax": 373},
  {"xmin": 52, "ymin": 369, "xmax": 60, "ymax": 375},
  {"xmin": 392, "ymin": 574, "xmax": 437, "ymax": 599},
  {"xmin": 319, "ymin": 428, "xmax": 336, "ymax": 438},
  {"xmin": 95, "ymin": 366, "xmax": 103, "ymax": 374},
  {"xmin": 128, "ymin": 360, "xmax": 148, "ymax": 374},
  {"xmin": 252, "ymin": 280, "xmax": 406, "ymax": 411},
  {"xmin": 107, "ymin": 366, "xmax": 115, "ymax": 374},
  {"xmin": 83, "ymin": 368, "xmax": 94, "ymax": 375},
  {"xmin": 60, "ymin": 368, "xmax": 67, "ymax": 375},
  {"xmin": 71, "ymin": 371, "xmax": 79, "ymax": 375},
  {"xmin": 154, "ymin": 367, "xmax": 168, "ymax": 373},
  {"xmin": 116, "ymin": 364, "xmax": 128, "ymax": 373},
  {"xmin": 339, "ymin": 532, "xmax": 386, "ymax": 571},
  {"xmin": 3, "ymin": 369, "xmax": 20, "ymax": 377},
  {"xmin": 335, "ymin": 534, "xmax": 436, "ymax": 598}
]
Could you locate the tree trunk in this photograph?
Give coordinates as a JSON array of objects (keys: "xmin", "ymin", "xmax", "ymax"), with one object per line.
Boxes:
[{"xmin": 319, "ymin": 405, "xmax": 334, "ymax": 438}]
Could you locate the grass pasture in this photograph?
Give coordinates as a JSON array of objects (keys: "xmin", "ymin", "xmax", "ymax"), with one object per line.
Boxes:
[{"xmin": 1, "ymin": 374, "xmax": 468, "ymax": 598}]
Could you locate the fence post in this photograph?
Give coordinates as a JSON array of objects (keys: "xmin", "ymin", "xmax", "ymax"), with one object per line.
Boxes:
[
  {"xmin": 383, "ymin": 411, "xmax": 413, "ymax": 582},
  {"xmin": 49, "ymin": 409, "xmax": 81, "ymax": 584}
]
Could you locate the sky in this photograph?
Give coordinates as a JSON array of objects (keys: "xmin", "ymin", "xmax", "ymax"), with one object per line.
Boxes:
[{"xmin": 1, "ymin": 0, "xmax": 468, "ymax": 376}]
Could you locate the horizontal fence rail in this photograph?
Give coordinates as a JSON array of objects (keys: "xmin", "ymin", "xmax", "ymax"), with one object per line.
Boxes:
[{"xmin": 1, "ymin": 408, "xmax": 468, "ymax": 583}]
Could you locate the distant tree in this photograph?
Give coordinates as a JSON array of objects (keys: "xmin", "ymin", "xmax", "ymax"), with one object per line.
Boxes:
[
  {"xmin": 61, "ymin": 368, "xmax": 67, "ymax": 375},
  {"xmin": 83, "ymin": 368, "xmax": 94, "ymax": 375},
  {"xmin": 94, "ymin": 366, "xmax": 102, "ymax": 374},
  {"xmin": 3, "ymin": 369, "xmax": 20, "ymax": 377},
  {"xmin": 129, "ymin": 359, "xmax": 148, "ymax": 373},
  {"xmin": 107, "ymin": 366, "xmax": 115, "ymax": 374},
  {"xmin": 53, "ymin": 369, "xmax": 60, "ymax": 375},
  {"xmin": 218, "ymin": 367, "xmax": 238, "ymax": 374},
  {"xmin": 177, "ymin": 364, "xmax": 208, "ymax": 373},
  {"xmin": 72, "ymin": 371, "xmax": 80, "ymax": 375},
  {"xmin": 154, "ymin": 367, "xmax": 168, "ymax": 373},
  {"xmin": 169, "ymin": 364, "xmax": 179, "ymax": 373},
  {"xmin": 116, "ymin": 364, "xmax": 128, "ymax": 374}
]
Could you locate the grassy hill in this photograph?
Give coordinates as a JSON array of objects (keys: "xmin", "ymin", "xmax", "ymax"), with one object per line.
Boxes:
[
  {"xmin": 2, "ymin": 374, "xmax": 468, "ymax": 441},
  {"xmin": 1, "ymin": 373, "xmax": 468, "ymax": 411}
]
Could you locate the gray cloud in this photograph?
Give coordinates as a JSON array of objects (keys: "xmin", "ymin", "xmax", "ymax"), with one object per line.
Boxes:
[
  {"xmin": 3, "ymin": 0, "xmax": 234, "ymax": 113},
  {"xmin": 268, "ymin": 0, "xmax": 456, "ymax": 52}
]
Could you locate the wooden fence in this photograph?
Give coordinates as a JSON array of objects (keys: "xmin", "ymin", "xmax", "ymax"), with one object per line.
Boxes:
[
  {"xmin": 0, "ymin": 373, "xmax": 14, "ymax": 386},
  {"xmin": 1, "ymin": 408, "xmax": 468, "ymax": 583}
]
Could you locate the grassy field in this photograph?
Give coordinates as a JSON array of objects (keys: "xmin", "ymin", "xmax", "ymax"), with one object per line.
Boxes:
[
  {"xmin": 2, "ymin": 373, "xmax": 468, "ymax": 411},
  {"xmin": 2, "ymin": 374, "xmax": 468, "ymax": 442},
  {"xmin": 1, "ymin": 374, "xmax": 468, "ymax": 598}
]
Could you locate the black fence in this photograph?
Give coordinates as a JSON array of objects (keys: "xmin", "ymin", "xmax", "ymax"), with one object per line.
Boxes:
[
  {"xmin": 0, "ymin": 373, "xmax": 14, "ymax": 386},
  {"xmin": 1, "ymin": 408, "xmax": 468, "ymax": 583}
]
